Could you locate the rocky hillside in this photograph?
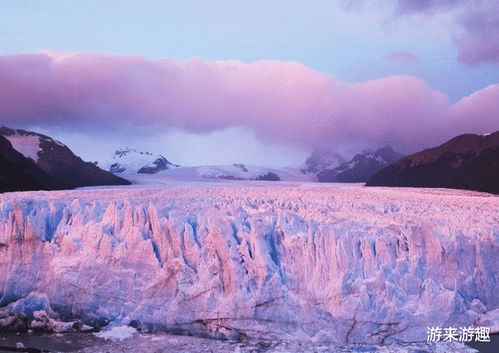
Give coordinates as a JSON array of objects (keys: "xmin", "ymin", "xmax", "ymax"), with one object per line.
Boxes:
[
  {"xmin": 367, "ymin": 131, "xmax": 499, "ymax": 194},
  {"xmin": 0, "ymin": 126, "xmax": 130, "ymax": 190},
  {"xmin": 0, "ymin": 135, "xmax": 62, "ymax": 193}
]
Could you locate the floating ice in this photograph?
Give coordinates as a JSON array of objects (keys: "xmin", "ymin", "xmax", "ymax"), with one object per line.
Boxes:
[{"xmin": 95, "ymin": 325, "xmax": 138, "ymax": 342}]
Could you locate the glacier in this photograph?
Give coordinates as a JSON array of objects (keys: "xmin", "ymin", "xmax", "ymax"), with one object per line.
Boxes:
[{"xmin": 0, "ymin": 183, "xmax": 497, "ymax": 346}]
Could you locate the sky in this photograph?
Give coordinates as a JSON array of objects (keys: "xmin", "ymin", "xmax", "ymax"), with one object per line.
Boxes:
[{"xmin": 0, "ymin": 0, "xmax": 498, "ymax": 166}]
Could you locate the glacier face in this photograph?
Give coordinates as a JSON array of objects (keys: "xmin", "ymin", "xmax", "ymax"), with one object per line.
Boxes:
[{"xmin": 0, "ymin": 184, "xmax": 497, "ymax": 344}]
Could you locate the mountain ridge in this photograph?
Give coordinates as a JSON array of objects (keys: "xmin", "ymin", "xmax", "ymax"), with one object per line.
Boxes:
[
  {"xmin": 103, "ymin": 147, "xmax": 179, "ymax": 174},
  {"xmin": 367, "ymin": 131, "xmax": 499, "ymax": 194},
  {"xmin": 0, "ymin": 125, "xmax": 130, "ymax": 191},
  {"xmin": 317, "ymin": 145, "xmax": 403, "ymax": 182}
]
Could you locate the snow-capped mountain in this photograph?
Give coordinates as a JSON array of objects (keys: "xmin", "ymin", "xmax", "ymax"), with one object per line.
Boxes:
[
  {"xmin": 0, "ymin": 125, "xmax": 130, "ymax": 190},
  {"xmin": 102, "ymin": 148, "xmax": 179, "ymax": 174},
  {"xmin": 173, "ymin": 163, "xmax": 285, "ymax": 181},
  {"xmin": 124, "ymin": 163, "xmax": 313, "ymax": 183},
  {"xmin": 301, "ymin": 150, "xmax": 345, "ymax": 174},
  {"xmin": 367, "ymin": 131, "xmax": 499, "ymax": 194},
  {"xmin": 317, "ymin": 145, "xmax": 403, "ymax": 182},
  {"xmin": 102, "ymin": 148, "xmax": 312, "ymax": 182}
]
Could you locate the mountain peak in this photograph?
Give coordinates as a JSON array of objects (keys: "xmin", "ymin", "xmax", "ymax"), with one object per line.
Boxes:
[
  {"xmin": 104, "ymin": 148, "xmax": 179, "ymax": 174},
  {"xmin": 302, "ymin": 150, "xmax": 345, "ymax": 174},
  {"xmin": 317, "ymin": 146, "xmax": 403, "ymax": 183},
  {"xmin": 374, "ymin": 145, "xmax": 403, "ymax": 164}
]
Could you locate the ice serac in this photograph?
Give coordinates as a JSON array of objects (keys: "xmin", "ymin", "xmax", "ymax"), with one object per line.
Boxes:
[{"xmin": 0, "ymin": 186, "xmax": 497, "ymax": 344}]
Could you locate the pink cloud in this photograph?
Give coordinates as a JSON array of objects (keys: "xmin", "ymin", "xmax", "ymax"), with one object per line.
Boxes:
[
  {"xmin": 0, "ymin": 52, "xmax": 497, "ymax": 152},
  {"xmin": 451, "ymin": 84, "xmax": 499, "ymax": 133},
  {"xmin": 383, "ymin": 51, "xmax": 420, "ymax": 63}
]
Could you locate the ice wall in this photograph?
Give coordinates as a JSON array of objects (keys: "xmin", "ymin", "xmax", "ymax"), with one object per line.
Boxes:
[{"xmin": 0, "ymin": 185, "xmax": 497, "ymax": 344}]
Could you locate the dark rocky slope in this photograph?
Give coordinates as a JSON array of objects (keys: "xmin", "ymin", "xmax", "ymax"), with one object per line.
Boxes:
[
  {"xmin": 0, "ymin": 126, "xmax": 130, "ymax": 190},
  {"xmin": 0, "ymin": 135, "xmax": 61, "ymax": 192},
  {"xmin": 367, "ymin": 131, "xmax": 499, "ymax": 194}
]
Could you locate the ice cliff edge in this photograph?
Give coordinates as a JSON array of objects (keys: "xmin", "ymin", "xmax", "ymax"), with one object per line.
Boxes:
[{"xmin": 0, "ymin": 186, "xmax": 497, "ymax": 344}]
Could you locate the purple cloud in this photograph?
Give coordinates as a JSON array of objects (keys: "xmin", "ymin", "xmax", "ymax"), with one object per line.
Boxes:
[
  {"xmin": 455, "ymin": 1, "xmax": 499, "ymax": 65},
  {"xmin": 395, "ymin": 0, "xmax": 499, "ymax": 66},
  {"xmin": 0, "ymin": 52, "xmax": 497, "ymax": 152},
  {"xmin": 396, "ymin": 0, "xmax": 468, "ymax": 14}
]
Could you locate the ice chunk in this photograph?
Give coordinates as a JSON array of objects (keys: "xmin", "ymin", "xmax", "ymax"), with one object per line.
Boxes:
[{"xmin": 95, "ymin": 326, "xmax": 138, "ymax": 342}]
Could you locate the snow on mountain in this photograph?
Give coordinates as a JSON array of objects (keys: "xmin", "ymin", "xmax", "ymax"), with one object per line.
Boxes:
[
  {"xmin": 0, "ymin": 185, "xmax": 496, "ymax": 345},
  {"xmin": 3, "ymin": 134, "xmax": 41, "ymax": 162},
  {"xmin": 0, "ymin": 126, "xmax": 130, "ymax": 190},
  {"xmin": 301, "ymin": 150, "xmax": 345, "ymax": 174},
  {"xmin": 0, "ymin": 135, "xmax": 61, "ymax": 193},
  {"xmin": 317, "ymin": 146, "xmax": 403, "ymax": 182},
  {"xmin": 101, "ymin": 150, "xmax": 313, "ymax": 182},
  {"xmin": 0, "ymin": 125, "xmax": 66, "ymax": 163},
  {"xmin": 102, "ymin": 148, "xmax": 179, "ymax": 174},
  {"xmin": 121, "ymin": 163, "xmax": 314, "ymax": 184},
  {"xmin": 187, "ymin": 163, "xmax": 302, "ymax": 181}
]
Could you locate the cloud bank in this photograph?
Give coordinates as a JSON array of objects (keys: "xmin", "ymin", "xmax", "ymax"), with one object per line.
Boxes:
[{"xmin": 0, "ymin": 52, "xmax": 497, "ymax": 152}]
